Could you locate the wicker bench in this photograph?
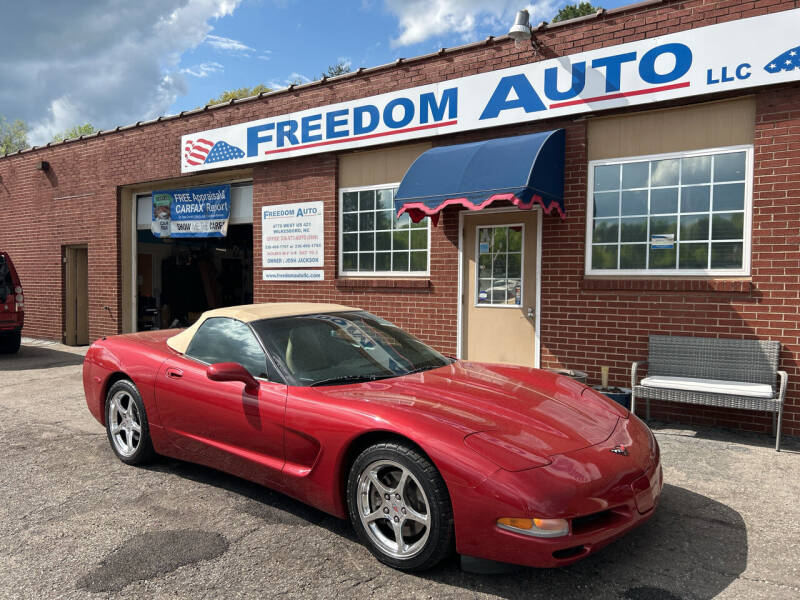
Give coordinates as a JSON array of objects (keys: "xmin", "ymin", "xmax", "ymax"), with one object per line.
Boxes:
[{"xmin": 631, "ymin": 335, "xmax": 788, "ymax": 451}]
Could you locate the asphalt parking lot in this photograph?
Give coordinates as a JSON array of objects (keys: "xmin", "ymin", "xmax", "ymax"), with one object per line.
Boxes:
[{"xmin": 1, "ymin": 340, "xmax": 799, "ymax": 600}]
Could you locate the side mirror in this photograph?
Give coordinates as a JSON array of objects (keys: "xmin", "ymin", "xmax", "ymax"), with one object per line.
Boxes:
[{"xmin": 207, "ymin": 362, "xmax": 259, "ymax": 394}]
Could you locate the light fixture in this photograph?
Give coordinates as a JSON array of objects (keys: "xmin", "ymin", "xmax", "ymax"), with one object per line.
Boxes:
[
  {"xmin": 35, "ymin": 160, "xmax": 50, "ymax": 171},
  {"xmin": 508, "ymin": 9, "xmax": 543, "ymax": 53},
  {"xmin": 508, "ymin": 9, "xmax": 532, "ymax": 41}
]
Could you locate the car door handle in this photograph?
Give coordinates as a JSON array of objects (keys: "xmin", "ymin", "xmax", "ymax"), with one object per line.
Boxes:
[{"xmin": 166, "ymin": 368, "xmax": 183, "ymax": 379}]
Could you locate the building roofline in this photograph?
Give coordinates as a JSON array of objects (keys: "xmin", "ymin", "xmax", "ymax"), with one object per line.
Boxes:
[{"xmin": 2, "ymin": 0, "xmax": 671, "ymax": 159}]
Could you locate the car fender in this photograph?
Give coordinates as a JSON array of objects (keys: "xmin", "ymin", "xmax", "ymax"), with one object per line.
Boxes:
[
  {"xmin": 83, "ymin": 338, "xmax": 169, "ymax": 430},
  {"xmin": 281, "ymin": 389, "xmax": 501, "ymax": 518}
]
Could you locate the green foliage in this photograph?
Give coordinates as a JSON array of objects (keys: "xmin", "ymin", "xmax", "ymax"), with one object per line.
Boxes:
[
  {"xmin": 320, "ymin": 60, "xmax": 352, "ymax": 79},
  {"xmin": 552, "ymin": 2, "xmax": 601, "ymax": 23},
  {"xmin": 203, "ymin": 60, "xmax": 351, "ymax": 108},
  {"xmin": 207, "ymin": 84, "xmax": 271, "ymax": 106},
  {"xmin": 52, "ymin": 123, "xmax": 99, "ymax": 143},
  {"xmin": 0, "ymin": 116, "xmax": 29, "ymax": 155}
]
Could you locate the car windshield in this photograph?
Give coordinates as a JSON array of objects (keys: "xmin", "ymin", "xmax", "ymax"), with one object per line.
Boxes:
[{"xmin": 251, "ymin": 311, "xmax": 452, "ymax": 386}]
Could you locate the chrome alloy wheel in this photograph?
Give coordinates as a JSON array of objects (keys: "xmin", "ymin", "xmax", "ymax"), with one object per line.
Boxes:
[
  {"xmin": 107, "ymin": 390, "xmax": 142, "ymax": 457},
  {"xmin": 356, "ymin": 459, "xmax": 431, "ymax": 559}
]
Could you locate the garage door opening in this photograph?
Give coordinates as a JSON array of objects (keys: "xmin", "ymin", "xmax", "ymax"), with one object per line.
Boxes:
[{"xmin": 133, "ymin": 183, "xmax": 253, "ymax": 331}]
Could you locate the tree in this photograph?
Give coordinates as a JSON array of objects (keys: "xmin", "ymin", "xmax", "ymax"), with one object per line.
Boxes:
[
  {"xmin": 320, "ymin": 60, "xmax": 352, "ymax": 79},
  {"xmin": 52, "ymin": 123, "xmax": 99, "ymax": 143},
  {"xmin": 207, "ymin": 84, "xmax": 271, "ymax": 106},
  {"xmin": 0, "ymin": 116, "xmax": 29, "ymax": 155},
  {"xmin": 552, "ymin": 2, "xmax": 602, "ymax": 23}
]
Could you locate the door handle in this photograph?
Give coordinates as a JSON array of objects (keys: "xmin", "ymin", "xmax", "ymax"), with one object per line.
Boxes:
[
  {"xmin": 166, "ymin": 368, "xmax": 183, "ymax": 379},
  {"xmin": 526, "ymin": 306, "xmax": 535, "ymax": 320}
]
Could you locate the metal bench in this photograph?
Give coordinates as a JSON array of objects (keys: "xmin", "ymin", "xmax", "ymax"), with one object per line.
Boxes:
[{"xmin": 631, "ymin": 335, "xmax": 787, "ymax": 451}]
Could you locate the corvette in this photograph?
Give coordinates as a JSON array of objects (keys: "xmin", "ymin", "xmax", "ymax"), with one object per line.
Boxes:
[{"xmin": 83, "ymin": 303, "xmax": 661, "ymax": 571}]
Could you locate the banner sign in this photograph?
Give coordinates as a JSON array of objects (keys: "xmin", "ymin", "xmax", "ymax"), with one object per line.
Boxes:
[
  {"xmin": 262, "ymin": 201, "xmax": 324, "ymax": 269},
  {"xmin": 182, "ymin": 9, "xmax": 800, "ymax": 173},
  {"xmin": 151, "ymin": 184, "xmax": 231, "ymax": 238}
]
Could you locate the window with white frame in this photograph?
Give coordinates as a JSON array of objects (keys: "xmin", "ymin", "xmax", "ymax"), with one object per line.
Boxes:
[
  {"xmin": 339, "ymin": 185, "xmax": 429, "ymax": 276},
  {"xmin": 586, "ymin": 146, "xmax": 752, "ymax": 275}
]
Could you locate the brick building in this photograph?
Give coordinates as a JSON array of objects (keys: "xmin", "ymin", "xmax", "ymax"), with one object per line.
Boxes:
[{"xmin": 1, "ymin": 0, "xmax": 799, "ymax": 439}]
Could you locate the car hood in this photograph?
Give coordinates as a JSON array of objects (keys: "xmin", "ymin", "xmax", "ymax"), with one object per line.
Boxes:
[{"xmin": 318, "ymin": 361, "xmax": 622, "ymax": 459}]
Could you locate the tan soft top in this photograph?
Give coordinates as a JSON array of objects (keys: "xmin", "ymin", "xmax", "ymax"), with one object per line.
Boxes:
[{"xmin": 166, "ymin": 302, "xmax": 358, "ymax": 354}]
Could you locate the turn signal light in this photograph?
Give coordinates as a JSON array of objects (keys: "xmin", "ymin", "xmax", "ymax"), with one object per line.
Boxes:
[{"xmin": 497, "ymin": 517, "xmax": 569, "ymax": 538}]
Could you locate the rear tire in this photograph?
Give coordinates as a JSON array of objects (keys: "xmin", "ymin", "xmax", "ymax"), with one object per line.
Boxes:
[
  {"xmin": 347, "ymin": 441, "xmax": 454, "ymax": 571},
  {"xmin": 105, "ymin": 379, "xmax": 155, "ymax": 465},
  {"xmin": 0, "ymin": 331, "xmax": 20, "ymax": 354}
]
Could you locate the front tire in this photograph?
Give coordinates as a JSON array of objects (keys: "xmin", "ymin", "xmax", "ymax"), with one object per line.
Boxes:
[
  {"xmin": 105, "ymin": 379, "xmax": 154, "ymax": 465},
  {"xmin": 347, "ymin": 441, "xmax": 454, "ymax": 571}
]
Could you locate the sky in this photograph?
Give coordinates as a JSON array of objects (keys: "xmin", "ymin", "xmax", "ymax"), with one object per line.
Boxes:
[{"xmin": 0, "ymin": 0, "xmax": 631, "ymax": 146}]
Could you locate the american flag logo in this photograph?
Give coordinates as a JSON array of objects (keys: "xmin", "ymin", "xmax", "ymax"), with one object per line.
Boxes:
[
  {"xmin": 184, "ymin": 139, "xmax": 245, "ymax": 166},
  {"xmin": 764, "ymin": 44, "xmax": 800, "ymax": 73}
]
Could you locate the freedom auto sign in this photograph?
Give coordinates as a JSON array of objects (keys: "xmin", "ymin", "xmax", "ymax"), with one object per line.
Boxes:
[{"xmin": 181, "ymin": 9, "xmax": 800, "ymax": 173}]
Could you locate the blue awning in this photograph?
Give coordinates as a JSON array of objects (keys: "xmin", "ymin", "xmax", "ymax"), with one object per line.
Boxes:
[{"xmin": 394, "ymin": 129, "xmax": 565, "ymax": 225}]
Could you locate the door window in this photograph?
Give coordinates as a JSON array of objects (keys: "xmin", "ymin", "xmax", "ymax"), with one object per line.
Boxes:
[
  {"xmin": 476, "ymin": 225, "xmax": 523, "ymax": 306},
  {"xmin": 185, "ymin": 317, "xmax": 268, "ymax": 378}
]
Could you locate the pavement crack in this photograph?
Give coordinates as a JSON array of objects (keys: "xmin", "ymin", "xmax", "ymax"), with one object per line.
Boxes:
[
  {"xmin": 348, "ymin": 574, "xmax": 379, "ymax": 589},
  {"xmin": 736, "ymin": 574, "xmax": 800, "ymax": 592}
]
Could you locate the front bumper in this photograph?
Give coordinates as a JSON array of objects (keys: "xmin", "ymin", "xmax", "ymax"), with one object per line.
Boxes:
[{"xmin": 452, "ymin": 415, "xmax": 662, "ymax": 568}]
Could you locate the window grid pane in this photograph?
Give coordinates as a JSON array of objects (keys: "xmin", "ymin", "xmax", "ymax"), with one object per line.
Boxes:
[
  {"xmin": 341, "ymin": 187, "xmax": 429, "ymax": 274},
  {"xmin": 476, "ymin": 225, "xmax": 523, "ymax": 306},
  {"xmin": 591, "ymin": 150, "xmax": 747, "ymax": 272}
]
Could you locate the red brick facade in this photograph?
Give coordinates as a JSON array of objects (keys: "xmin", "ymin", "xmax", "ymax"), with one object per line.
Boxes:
[{"xmin": 1, "ymin": 0, "xmax": 798, "ymax": 437}]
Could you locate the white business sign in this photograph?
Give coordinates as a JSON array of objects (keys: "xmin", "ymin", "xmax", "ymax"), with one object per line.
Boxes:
[
  {"xmin": 262, "ymin": 269, "xmax": 325, "ymax": 281},
  {"xmin": 182, "ymin": 9, "xmax": 800, "ymax": 173},
  {"xmin": 262, "ymin": 201, "xmax": 324, "ymax": 269}
]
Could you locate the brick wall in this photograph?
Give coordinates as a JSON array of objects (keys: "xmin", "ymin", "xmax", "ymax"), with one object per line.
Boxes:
[{"xmin": 0, "ymin": 0, "xmax": 798, "ymax": 436}]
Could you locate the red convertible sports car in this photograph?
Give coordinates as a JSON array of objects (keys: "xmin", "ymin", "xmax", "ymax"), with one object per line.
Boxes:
[{"xmin": 83, "ymin": 303, "xmax": 662, "ymax": 571}]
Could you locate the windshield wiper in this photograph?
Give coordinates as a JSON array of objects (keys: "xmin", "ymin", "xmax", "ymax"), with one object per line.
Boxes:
[
  {"xmin": 400, "ymin": 359, "xmax": 454, "ymax": 376},
  {"xmin": 310, "ymin": 373, "xmax": 395, "ymax": 387}
]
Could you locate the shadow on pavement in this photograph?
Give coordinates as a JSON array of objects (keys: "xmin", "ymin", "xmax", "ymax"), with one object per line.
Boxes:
[
  {"xmin": 143, "ymin": 459, "xmax": 357, "ymax": 540},
  {"xmin": 648, "ymin": 420, "xmax": 800, "ymax": 453},
  {"xmin": 420, "ymin": 482, "xmax": 748, "ymax": 599},
  {"xmin": 0, "ymin": 344, "xmax": 85, "ymax": 371},
  {"xmin": 147, "ymin": 457, "xmax": 747, "ymax": 600}
]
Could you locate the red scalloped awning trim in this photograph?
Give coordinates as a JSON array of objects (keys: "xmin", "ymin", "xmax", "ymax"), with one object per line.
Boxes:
[{"xmin": 397, "ymin": 192, "xmax": 565, "ymax": 226}]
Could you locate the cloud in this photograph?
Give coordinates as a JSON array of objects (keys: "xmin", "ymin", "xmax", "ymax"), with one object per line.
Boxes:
[
  {"xmin": 257, "ymin": 50, "xmax": 273, "ymax": 61},
  {"xmin": 267, "ymin": 72, "xmax": 312, "ymax": 89},
  {"xmin": 383, "ymin": 0, "xmax": 559, "ymax": 47},
  {"xmin": 205, "ymin": 34, "xmax": 255, "ymax": 54},
  {"xmin": 0, "ymin": 0, "xmax": 243, "ymax": 146},
  {"xmin": 181, "ymin": 61, "xmax": 225, "ymax": 78}
]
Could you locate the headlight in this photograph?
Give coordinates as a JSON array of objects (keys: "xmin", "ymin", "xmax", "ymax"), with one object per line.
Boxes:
[{"xmin": 497, "ymin": 517, "xmax": 569, "ymax": 538}]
